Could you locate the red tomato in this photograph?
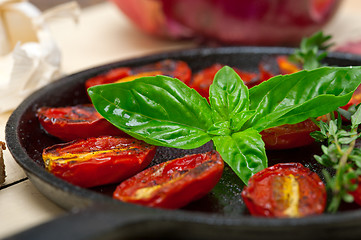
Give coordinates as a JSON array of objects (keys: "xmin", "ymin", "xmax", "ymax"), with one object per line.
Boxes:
[
  {"xmin": 258, "ymin": 57, "xmax": 320, "ymax": 150},
  {"xmin": 257, "ymin": 55, "xmax": 301, "ymax": 83},
  {"xmin": 242, "ymin": 163, "xmax": 326, "ymax": 218},
  {"xmin": 258, "ymin": 61, "xmax": 275, "ymax": 83},
  {"xmin": 188, "ymin": 57, "xmax": 300, "ymax": 99},
  {"xmin": 113, "ymin": 150, "xmax": 224, "ymax": 209},
  {"xmin": 85, "ymin": 67, "xmax": 132, "ymax": 89},
  {"xmin": 342, "ymin": 85, "xmax": 361, "ymax": 111},
  {"xmin": 189, "ymin": 64, "xmax": 258, "ymax": 99},
  {"xmin": 85, "ymin": 59, "xmax": 192, "ymax": 89},
  {"xmin": 133, "ymin": 59, "xmax": 192, "ymax": 85},
  {"xmin": 37, "ymin": 104, "xmax": 126, "ymax": 141},
  {"xmin": 260, "ymin": 119, "xmax": 319, "ymax": 150},
  {"xmin": 348, "ymin": 177, "xmax": 361, "ymax": 206},
  {"xmin": 42, "ymin": 136, "xmax": 157, "ymax": 188},
  {"xmin": 276, "ymin": 56, "xmax": 301, "ymax": 75}
]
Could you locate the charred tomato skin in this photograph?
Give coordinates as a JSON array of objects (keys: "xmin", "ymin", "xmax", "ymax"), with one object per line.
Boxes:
[
  {"xmin": 113, "ymin": 150, "xmax": 224, "ymax": 209},
  {"xmin": 132, "ymin": 59, "xmax": 192, "ymax": 85},
  {"xmin": 242, "ymin": 163, "xmax": 326, "ymax": 218},
  {"xmin": 42, "ymin": 136, "xmax": 157, "ymax": 188},
  {"xmin": 37, "ymin": 104, "xmax": 126, "ymax": 141}
]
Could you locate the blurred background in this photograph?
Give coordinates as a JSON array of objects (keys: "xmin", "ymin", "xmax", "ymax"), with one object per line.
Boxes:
[
  {"xmin": 29, "ymin": 0, "xmax": 343, "ymax": 46},
  {"xmin": 29, "ymin": 0, "xmax": 105, "ymax": 10},
  {"xmin": 21, "ymin": 0, "xmax": 361, "ymax": 73}
]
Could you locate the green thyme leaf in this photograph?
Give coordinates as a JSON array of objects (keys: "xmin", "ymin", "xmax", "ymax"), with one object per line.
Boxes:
[{"xmin": 313, "ymin": 105, "xmax": 361, "ymax": 212}]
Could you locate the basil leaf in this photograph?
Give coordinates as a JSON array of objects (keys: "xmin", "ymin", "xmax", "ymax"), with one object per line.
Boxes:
[
  {"xmin": 209, "ymin": 66, "xmax": 249, "ymax": 123},
  {"xmin": 246, "ymin": 66, "xmax": 361, "ymax": 131},
  {"xmin": 88, "ymin": 76, "xmax": 213, "ymax": 149},
  {"xmin": 230, "ymin": 110, "xmax": 255, "ymax": 132},
  {"xmin": 212, "ymin": 129, "xmax": 267, "ymax": 184},
  {"xmin": 207, "ymin": 121, "xmax": 231, "ymax": 136}
]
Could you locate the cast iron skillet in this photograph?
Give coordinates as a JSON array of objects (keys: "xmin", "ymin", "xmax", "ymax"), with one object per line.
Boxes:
[{"xmin": 5, "ymin": 46, "xmax": 361, "ymax": 240}]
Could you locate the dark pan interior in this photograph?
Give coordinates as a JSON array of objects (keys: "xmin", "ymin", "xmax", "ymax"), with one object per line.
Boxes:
[{"xmin": 6, "ymin": 46, "xmax": 361, "ymax": 239}]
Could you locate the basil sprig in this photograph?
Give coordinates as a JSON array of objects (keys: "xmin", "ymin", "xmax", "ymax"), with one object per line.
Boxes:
[
  {"xmin": 88, "ymin": 66, "xmax": 361, "ymax": 184},
  {"xmin": 289, "ymin": 31, "xmax": 332, "ymax": 70}
]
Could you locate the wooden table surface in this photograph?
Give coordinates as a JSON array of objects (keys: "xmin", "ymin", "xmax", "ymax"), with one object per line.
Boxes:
[{"xmin": 1, "ymin": 0, "xmax": 361, "ymax": 238}]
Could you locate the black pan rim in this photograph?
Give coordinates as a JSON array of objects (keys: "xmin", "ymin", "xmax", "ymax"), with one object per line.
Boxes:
[{"xmin": 6, "ymin": 45, "xmax": 361, "ymax": 230}]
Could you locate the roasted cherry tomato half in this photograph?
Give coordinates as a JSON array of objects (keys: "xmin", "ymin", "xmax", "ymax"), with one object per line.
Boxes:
[
  {"xmin": 133, "ymin": 59, "xmax": 192, "ymax": 84},
  {"xmin": 113, "ymin": 150, "xmax": 224, "ymax": 209},
  {"xmin": 257, "ymin": 55, "xmax": 301, "ymax": 83},
  {"xmin": 188, "ymin": 58, "xmax": 299, "ymax": 99},
  {"xmin": 42, "ymin": 136, "xmax": 157, "ymax": 188},
  {"xmin": 37, "ymin": 104, "xmax": 126, "ymax": 141},
  {"xmin": 85, "ymin": 59, "xmax": 192, "ymax": 89},
  {"xmin": 276, "ymin": 56, "xmax": 301, "ymax": 75},
  {"xmin": 189, "ymin": 64, "xmax": 258, "ymax": 99},
  {"xmin": 258, "ymin": 61, "xmax": 276, "ymax": 83},
  {"xmin": 259, "ymin": 57, "xmax": 322, "ymax": 150},
  {"xmin": 242, "ymin": 163, "xmax": 326, "ymax": 218},
  {"xmin": 84, "ymin": 67, "xmax": 132, "ymax": 89},
  {"xmin": 342, "ymin": 85, "xmax": 361, "ymax": 111},
  {"xmin": 260, "ymin": 119, "xmax": 319, "ymax": 150},
  {"xmin": 348, "ymin": 177, "xmax": 361, "ymax": 206}
]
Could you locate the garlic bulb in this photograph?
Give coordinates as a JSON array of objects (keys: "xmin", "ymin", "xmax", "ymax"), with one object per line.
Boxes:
[{"xmin": 0, "ymin": 0, "xmax": 79, "ymax": 113}]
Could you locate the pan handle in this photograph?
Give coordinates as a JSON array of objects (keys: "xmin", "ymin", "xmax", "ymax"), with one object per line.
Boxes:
[
  {"xmin": 5, "ymin": 204, "xmax": 172, "ymax": 240},
  {"xmin": 5, "ymin": 204, "xmax": 226, "ymax": 240}
]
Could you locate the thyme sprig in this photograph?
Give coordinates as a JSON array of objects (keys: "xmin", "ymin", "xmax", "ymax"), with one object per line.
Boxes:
[{"xmin": 311, "ymin": 106, "xmax": 361, "ymax": 212}]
